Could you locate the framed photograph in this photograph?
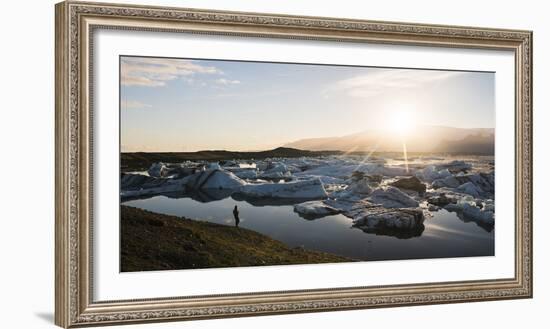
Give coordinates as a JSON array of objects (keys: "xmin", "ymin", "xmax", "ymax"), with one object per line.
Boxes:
[{"xmin": 55, "ymin": 1, "xmax": 532, "ymax": 327}]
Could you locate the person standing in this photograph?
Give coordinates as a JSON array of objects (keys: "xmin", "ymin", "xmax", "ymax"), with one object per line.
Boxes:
[{"xmin": 233, "ymin": 205, "xmax": 240, "ymax": 228}]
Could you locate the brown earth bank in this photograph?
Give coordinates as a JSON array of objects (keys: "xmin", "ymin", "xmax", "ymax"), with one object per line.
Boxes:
[{"xmin": 121, "ymin": 205, "xmax": 352, "ymax": 272}]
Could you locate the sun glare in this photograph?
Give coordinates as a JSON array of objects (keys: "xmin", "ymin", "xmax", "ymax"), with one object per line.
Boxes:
[
  {"xmin": 386, "ymin": 107, "xmax": 415, "ymax": 137},
  {"xmin": 383, "ymin": 105, "xmax": 416, "ymax": 173}
]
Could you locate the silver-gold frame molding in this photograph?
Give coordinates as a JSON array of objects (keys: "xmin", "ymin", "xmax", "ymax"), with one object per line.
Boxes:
[{"xmin": 55, "ymin": 1, "xmax": 533, "ymax": 327}]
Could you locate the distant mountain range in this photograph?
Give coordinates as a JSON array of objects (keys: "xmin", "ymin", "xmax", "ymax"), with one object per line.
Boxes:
[{"xmin": 283, "ymin": 125, "xmax": 494, "ymax": 154}]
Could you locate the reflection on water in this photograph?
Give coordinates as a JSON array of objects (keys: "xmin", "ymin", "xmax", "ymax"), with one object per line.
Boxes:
[{"xmin": 123, "ymin": 194, "xmax": 494, "ymax": 261}]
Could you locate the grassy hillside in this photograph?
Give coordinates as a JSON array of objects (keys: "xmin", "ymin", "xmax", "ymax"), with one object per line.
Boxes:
[{"xmin": 121, "ymin": 206, "xmax": 352, "ymax": 272}]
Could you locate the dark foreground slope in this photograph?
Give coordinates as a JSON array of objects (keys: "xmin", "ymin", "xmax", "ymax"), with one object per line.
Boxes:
[{"xmin": 121, "ymin": 206, "xmax": 351, "ymax": 271}]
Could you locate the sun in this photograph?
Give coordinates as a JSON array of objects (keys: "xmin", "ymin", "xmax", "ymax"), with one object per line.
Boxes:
[{"xmin": 386, "ymin": 107, "xmax": 415, "ymax": 137}]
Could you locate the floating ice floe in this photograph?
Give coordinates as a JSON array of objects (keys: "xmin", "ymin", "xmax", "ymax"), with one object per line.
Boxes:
[
  {"xmin": 352, "ymin": 207, "xmax": 425, "ymax": 231},
  {"xmin": 416, "ymin": 165, "xmax": 452, "ymax": 183},
  {"xmin": 293, "ymin": 201, "xmax": 341, "ymax": 217},
  {"xmin": 183, "ymin": 169, "xmax": 246, "ymax": 190},
  {"xmin": 258, "ymin": 162, "xmax": 292, "ymax": 180},
  {"xmin": 238, "ymin": 178, "xmax": 327, "ymax": 199},
  {"xmin": 431, "ymin": 171, "xmax": 494, "ymax": 197},
  {"xmin": 345, "ymin": 177, "xmax": 373, "ymax": 195},
  {"xmin": 432, "ymin": 175, "xmax": 461, "ymax": 189},
  {"xmin": 322, "ymin": 197, "xmax": 425, "ymax": 236},
  {"xmin": 147, "ymin": 162, "xmax": 167, "ymax": 178},
  {"xmin": 225, "ymin": 167, "xmax": 258, "ymax": 180},
  {"xmin": 121, "ymin": 173, "xmax": 163, "ymax": 190},
  {"xmin": 458, "ymin": 172, "xmax": 494, "ymax": 194},
  {"xmin": 296, "ymin": 161, "xmax": 409, "ymax": 181},
  {"xmin": 206, "ymin": 162, "xmax": 222, "ymax": 170},
  {"xmin": 455, "ymin": 182, "xmax": 484, "ymax": 198},
  {"xmin": 444, "ymin": 197, "xmax": 495, "ymax": 225},
  {"xmin": 147, "ymin": 162, "xmax": 202, "ymax": 178},
  {"xmin": 120, "ymin": 175, "xmax": 187, "ymax": 199},
  {"xmin": 368, "ymin": 187, "xmax": 419, "ymax": 208},
  {"xmin": 427, "ymin": 193, "xmax": 457, "ymax": 207},
  {"xmin": 389, "ymin": 176, "xmax": 426, "ymax": 194},
  {"xmin": 294, "ymin": 174, "xmax": 346, "ymax": 185},
  {"xmin": 436, "ymin": 160, "xmax": 472, "ymax": 173},
  {"xmin": 327, "ymin": 174, "xmax": 375, "ymax": 201}
]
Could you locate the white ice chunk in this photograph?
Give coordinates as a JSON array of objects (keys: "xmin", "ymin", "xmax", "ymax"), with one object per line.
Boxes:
[
  {"xmin": 120, "ymin": 177, "xmax": 187, "ymax": 198},
  {"xmin": 353, "ymin": 207, "xmax": 424, "ymax": 230},
  {"xmin": 258, "ymin": 162, "xmax": 292, "ymax": 179},
  {"xmin": 445, "ymin": 197, "xmax": 494, "ymax": 225},
  {"xmin": 226, "ymin": 168, "xmax": 258, "ymax": 179},
  {"xmin": 437, "ymin": 160, "xmax": 472, "ymax": 173},
  {"xmin": 368, "ymin": 186, "xmax": 419, "ymax": 208},
  {"xmin": 416, "ymin": 165, "xmax": 452, "ymax": 183},
  {"xmin": 294, "ymin": 201, "xmax": 340, "ymax": 216},
  {"xmin": 455, "ymin": 182, "xmax": 483, "ymax": 198},
  {"xmin": 147, "ymin": 162, "xmax": 166, "ymax": 178},
  {"xmin": 347, "ymin": 178, "xmax": 373, "ymax": 194},
  {"xmin": 184, "ymin": 169, "xmax": 246, "ymax": 190},
  {"xmin": 432, "ymin": 175, "xmax": 461, "ymax": 189},
  {"xmin": 238, "ymin": 178, "xmax": 327, "ymax": 199},
  {"xmin": 206, "ymin": 162, "xmax": 222, "ymax": 170}
]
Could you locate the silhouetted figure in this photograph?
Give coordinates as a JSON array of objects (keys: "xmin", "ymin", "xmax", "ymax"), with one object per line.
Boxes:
[{"xmin": 233, "ymin": 205, "xmax": 240, "ymax": 228}]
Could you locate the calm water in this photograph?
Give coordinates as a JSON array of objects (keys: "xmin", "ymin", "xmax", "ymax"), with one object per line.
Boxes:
[{"xmin": 123, "ymin": 193, "xmax": 494, "ymax": 261}]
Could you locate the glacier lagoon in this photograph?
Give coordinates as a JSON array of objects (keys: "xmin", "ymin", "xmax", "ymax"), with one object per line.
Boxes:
[{"xmin": 121, "ymin": 154, "xmax": 495, "ymax": 262}]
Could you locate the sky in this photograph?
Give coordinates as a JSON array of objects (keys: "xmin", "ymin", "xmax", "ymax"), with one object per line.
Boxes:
[{"xmin": 120, "ymin": 56, "xmax": 495, "ymax": 152}]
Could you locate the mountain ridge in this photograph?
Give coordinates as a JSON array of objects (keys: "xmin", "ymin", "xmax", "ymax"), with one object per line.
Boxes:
[{"xmin": 284, "ymin": 125, "xmax": 494, "ymax": 154}]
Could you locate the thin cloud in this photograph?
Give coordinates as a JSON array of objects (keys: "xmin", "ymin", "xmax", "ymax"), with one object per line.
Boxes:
[
  {"xmin": 215, "ymin": 78, "xmax": 240, "ymax": 85},
  {"xmin": 328, "ymin": 69, "xmax": 464, "ymax": 98},
  {"xmin": 121, "ymin": 99, "xmax": 152, "ymax": 109},
  {"xmin": 121, "ymin": 57, "xmax": 222, "ymax": 87}
]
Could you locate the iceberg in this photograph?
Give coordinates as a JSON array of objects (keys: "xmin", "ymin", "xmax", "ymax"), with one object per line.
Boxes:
[
  {"xmin": 444, "ymin": 197, "xmax": 494, "ymax": 225},
  {"xmin": 324, "ymin": 197, "xmax": 425, "ymax": 237},
  {"xmin": 238, "ymin": 178, "xmax": 327, "ymax": 199},
  {"xmin": 183, "ymin": 169, "xmax": 246, "ymax": 190},
  {"xmin": 293, "ymin": 201, "xmax": 341, "ymax": 218},
  {"xmin": 258, "ymin": 162, "xmax": 292, "ymax": 179},
  {"xmin": 345, "ymin": 177, "xmax": 373, "ymax": 195},
  {"xmin": 121, "ymin": 173, "xmax": 164, "ymax": 190},
  {"xmin": 226, "ymin": 167, "xmax": 258, "ymax": 179},
  {"xmin": 437, "ymin": 160, "xmax": 472, "ymax": 173},
  {"xmin": 120, "ymin": 176, "xmax": 187, "ymax": 199},
  {"xmin": 427, "ymin": 193, "xmax": 457, "ymax": 207},
  {"xmin": 294, "ymin": 174, "xmax": 346, "ymax": 185},
  {"xmin": 416, "ymin": 165, "xmax": 452, "ymax": 183},
  {"xmin": 353, "ymin": 207, "xmax": 425, "ymax": 231},
  {"xmin": 389, "ymin": 176, "xmax": 426, "ymax": 194},
  {"xmin": 368, "ymin": 187, "xmax": 419, "ymax": 208},
  {"xmin": 147, "ymin": 162, "xmax": 202, "ymax": 178},
  {"xmin": 432, "ymin": 175, "xmax": 461, "ymax": 189},
  {"xmin": 455, "ymin": 182, "xmax": 484, "ymax": 198},
  {"xmin": 457, "ymin": 172, "xmax": 494, "ymax": 194},
  {"xmin": 206, "ymin": 162, "xmax": 222, "ymax": 170},
  {"xmin": 147, "ymin": 162, "xmax": 167, "ymax": 178}
]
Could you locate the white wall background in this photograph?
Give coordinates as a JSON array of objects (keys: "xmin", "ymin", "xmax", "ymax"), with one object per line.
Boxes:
[{"xmin": 0, "ymin": 0, "xmax": 546, "ymax": 328}]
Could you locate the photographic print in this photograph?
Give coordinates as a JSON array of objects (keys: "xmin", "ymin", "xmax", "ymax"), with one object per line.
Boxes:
[{"xmin": 119, "ymin": 56, "xmax": 495, "ymax": 272}]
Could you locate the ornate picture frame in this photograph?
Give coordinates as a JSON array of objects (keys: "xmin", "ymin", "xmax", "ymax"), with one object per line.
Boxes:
[{"xmin": 55, "ymin": 1, "xmax": 532, "ymax": 327}]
